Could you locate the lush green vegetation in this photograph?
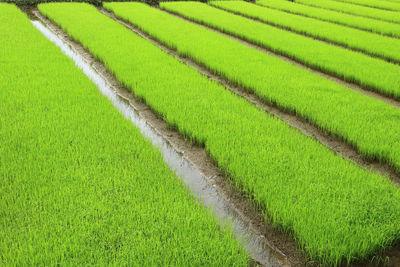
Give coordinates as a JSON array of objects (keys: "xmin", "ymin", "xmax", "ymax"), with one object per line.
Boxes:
[
  {"xmin": 0, "ymin": 0, "xmax": 103, "ymax": 6},
  {"xmin": 333, "ymin": 0, "xmax": 400, "ymax": 11},
  {"xmin": 39, "ymin": 2, "xmax": 400, "ymax": 265},
  {"xmin": 210, "ymin": 1, "xmax": 400, "ymax": 64},
  {"xmin": 256, "ymin": 0, "xmax": 400, "ymax": 38},
  {"xmin": 0, "ymin": 0, "xmax": 160, "ymax": 6},
  {"xmin": 161, "ymin": 1, "xmax": 400, "ymax": 98},
  {"xmin": 0, "ymin": 4, "xmax": 249, "ymax": 266},
  {"xmin": 133, "ymin": 2, "xmax": 400, "ymax": 168},
  {"xmin": 294, "ymin": 0, "xmax": 400, "ymax": 24}
]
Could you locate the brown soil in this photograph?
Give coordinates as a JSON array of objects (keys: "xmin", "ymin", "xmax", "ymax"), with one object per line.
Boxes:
[{"xmin": 26, "ymin": 6, "xmax": 400, "ymax": 267}]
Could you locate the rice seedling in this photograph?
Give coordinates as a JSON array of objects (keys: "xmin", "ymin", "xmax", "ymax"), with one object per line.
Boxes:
[
  {"xmin": 294, "ymin": 0, "xmax": 400, "ymax": 24},
  {"xmin": 209, "ymin": 1, "xmax": 400, "ymax": 63},
  {"xmin": 38, "ymin": 3, "xmax": 400, "ymax": 265},
  {"xmin": 332, "ymin": 0, "xmax": 400, "ymax": 11},
  {"xmin": 257, "ymin": 0, "xmax": 400, "ymax": 38},
  {"xmin": 161, "ymin": 1, "xmax": 400, "ymax": 96},
  {"xmin": 102, "ymin": 3, "xmax": 400, "ymax": 175},
  {"xmin": 0, "ymin": 4, "xmax": 249, "ymax": 266}
]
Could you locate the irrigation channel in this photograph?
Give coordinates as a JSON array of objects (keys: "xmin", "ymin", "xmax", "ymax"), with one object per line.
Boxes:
[
  {"xmin": 27, "ymin": 11, "xmax": 290, "ymax": 267},
  {"xmin": 25, "ymin": 6, "xmax": 400, "ymax": 267}
]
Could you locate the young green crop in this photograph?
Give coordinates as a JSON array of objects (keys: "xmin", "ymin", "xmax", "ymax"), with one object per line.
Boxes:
[
  {"xmin": 295, "ymin": 0, "xmax": 400, "ymax": 24},
  {"xmin": 0, "ymin": 4, "xmax": 249, "ymax": 266},
  {"xmin": 39, "ymin": 3, "xmax": 400, "ymax": 265},
  {"xmin": 257, "ymin": 0, "xmax": 400, "ymax": 38},
  {"xmin": 161, "ymin": 1, "xmax": 400, "ymax": 97},
  {"xmin": 120, "ymin": 2, "xmax": 400, "ymax": 172},
  {"xmin": 210, "ymin": 1, "xmax": 400, "ymax": 64},
  {"xmin": 332, "ymin": 0, "xmax": 400, "ymax": 11}
]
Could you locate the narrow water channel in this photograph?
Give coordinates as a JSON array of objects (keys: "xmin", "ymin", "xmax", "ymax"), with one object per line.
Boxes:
[{"xmin": 30, "ymin": 19, "xmax": 289, "ymax": 267}]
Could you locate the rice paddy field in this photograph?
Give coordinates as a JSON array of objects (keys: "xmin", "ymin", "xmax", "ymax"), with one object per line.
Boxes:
[{"xmin": 1, "ymin": 0, "xmax": 400, "ymax": 266}]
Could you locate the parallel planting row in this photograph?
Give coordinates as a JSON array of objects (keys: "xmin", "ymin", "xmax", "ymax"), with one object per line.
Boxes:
[
  {"xmin": 293, "ymin": 0, "xmax": 400, "ymax": 24},
  {"xmin": 39, "ymin": 3, "xmax": 400, "ymax": 265},
  {"xmin": 257, "ymin": 0, "xmax": 400, "ymax": 38},
  {"xmin": 0, "ymin": 4, "xmax": 249, "ymax": 266},
  {"xmin": 209, "ymin": 1, "xmax": 400, "ymax": 64},
  {"xmin": 161, "ymin": 1, "xmax": 400, "ymax": 98},
  {"xmin": 104, "ymin": 3, "xmax": 400, "ymax": 177},
  {"xmin": 332, "ymin": 0, "xmax": 400, "ymax": 11}
]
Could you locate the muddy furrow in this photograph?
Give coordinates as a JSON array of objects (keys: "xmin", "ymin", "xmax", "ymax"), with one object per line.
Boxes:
[
  {"xmin": 160, "ymin": 8, "xmax": 400, "ymax": 109},
  {"xmin": 28, "ymin": 8, "xmax": 295, "ymax": 267},
  {"xmin": 100, "ymin": 7, "xmax": 400, "ymax": 186},
  {"xmin": 210, "ymin": 3, "xmax": 400, "ymax": 65}
]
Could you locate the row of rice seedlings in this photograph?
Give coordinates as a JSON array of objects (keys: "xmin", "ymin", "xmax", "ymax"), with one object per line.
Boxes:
[
  {"xmin": 0, "ymin": 4, "xmax": 249, "ymax": 266},
  {"xmin": 161, "ymin": 1, "xmax": 400, "ymax": 98},
  {"xmin": 38, "ymin": 3, "xmax": 400, "ymax": 265},
  {"xmin": 102, "ymin": 3, "xmax": 400, "ymax": 177},
  {"xmin": 294, "ymin": 0, "xmax": 400, "ymax": 24},
  {"xmin": 257, "ymin": 0, "xmax": 400, "ymax": 38},
  {"xmin": 331, "ymin": 0, "xmax": 400, "ymax": 11},
  {"xmin": 209, "ymin": 1, "xmax": 400, "ymax": 64}
]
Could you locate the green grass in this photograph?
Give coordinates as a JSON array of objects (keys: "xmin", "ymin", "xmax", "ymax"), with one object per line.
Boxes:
[
  {"xmin": 161, "ymin": 1, "xmax": 400, "ymax": 98},
  {"xmin": 332, "ymin": 0, "xmax": 400, "ymax": 11},
  {"xmin": 256, "ymin": 0, "xmax": 400, "ymax": 38},
  {"xmin": 294, "ymin": 0, "xmax": 400, "ymax": 24},
  {"xmin": 0, "ymin": 0, "xmax": 103, "ymax": 6},
  {"xmin": 209, "ymin": 1, "xmax": 400, "ymax": 64},
  {"xmin": 129, "ymin": 2, "xmax": 400, "ymax": 172},
  {"xmin": 0, "ymin": 4, "xmax": 249, "ymax": 266},
  {"xmin": 39, "ymin": 2, "xmax": 400, "ymax": 266}
]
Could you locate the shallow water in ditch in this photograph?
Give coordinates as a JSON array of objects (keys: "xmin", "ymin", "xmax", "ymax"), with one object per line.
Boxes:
[{"xmin": 31, "ymin": 19, "xmax": 288, "ymax": 267}]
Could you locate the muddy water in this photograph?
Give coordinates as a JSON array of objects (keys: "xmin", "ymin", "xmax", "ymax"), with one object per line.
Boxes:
[{"xmin": 31, "ymin": 19, "xmax": 289, "ymax": 267}]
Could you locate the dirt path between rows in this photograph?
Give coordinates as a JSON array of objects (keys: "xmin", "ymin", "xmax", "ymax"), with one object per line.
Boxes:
[{"xmin": 25, "ymin": 6, "xmax": 400, "ymax": 267}]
